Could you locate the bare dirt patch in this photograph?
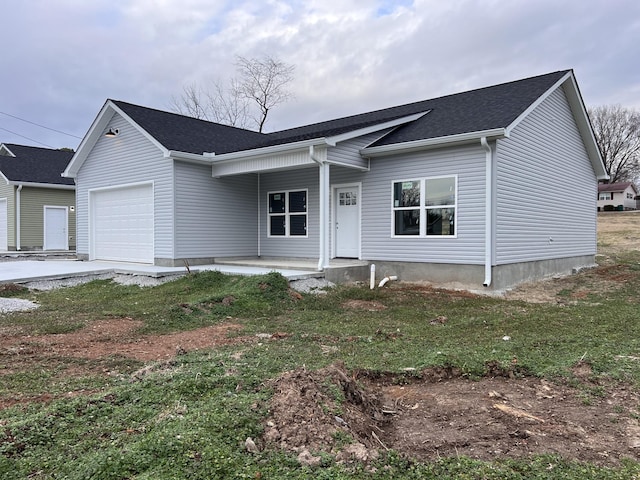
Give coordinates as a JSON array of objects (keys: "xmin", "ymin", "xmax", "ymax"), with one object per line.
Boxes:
[
  {"xmin": 265, "ymin": 364, "xmax": 640, "ymax": 467},
  {"xmin": 0, "ymin": 318, "xmax": 248, "ymax": 368},
  {"xmin": 342, "ymin": 299, "xmax": 388, "ymax": 311}
]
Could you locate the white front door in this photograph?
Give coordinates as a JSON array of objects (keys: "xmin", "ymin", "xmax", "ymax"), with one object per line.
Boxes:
[
  {"xmin": 0, "ymin": 198, "xmax": 7, "ymax": 251},
  {"xmin": 44, "ymin": 206, "xmax": 68, "ymax": 250},
  {"xmin": 334, "ymin": 186, "xmax": 360, "ymax": 258}
]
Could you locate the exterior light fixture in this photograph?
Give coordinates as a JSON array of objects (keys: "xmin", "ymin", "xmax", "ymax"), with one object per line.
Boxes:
[{"xmin": 105, "ymin": 128, "xmax": 119, "ymax": 137}]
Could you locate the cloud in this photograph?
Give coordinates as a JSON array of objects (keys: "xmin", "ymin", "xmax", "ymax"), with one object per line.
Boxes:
[{"xmin": 0, "ymin": 0, "xmax": 638, "ymax": 147}]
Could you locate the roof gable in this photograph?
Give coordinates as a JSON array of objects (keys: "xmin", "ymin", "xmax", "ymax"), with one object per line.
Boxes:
[
  {"xmin": 0, "ymin": 143, "xmax": 74, "ymax": 186},
  {"xmin": 598, "ymin": 182, "xmax": 638, "ymax": 194}
]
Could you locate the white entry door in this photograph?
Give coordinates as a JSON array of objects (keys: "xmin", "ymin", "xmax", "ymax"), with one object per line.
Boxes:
[
  {"xmin": 44, "ymin": 206, "xmax": 68, "ymax": 250},
  {"xmin": 0, "ymin": 198, "xmax": 7, "ymax": 251},
  {"xmin": 334, "ymin": 186, "xmax": 360, "ymax": 258}
]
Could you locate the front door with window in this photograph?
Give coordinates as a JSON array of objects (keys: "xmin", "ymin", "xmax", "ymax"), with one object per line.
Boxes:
[{"xmin": 334, "ymin": 186, "xmax": 360, "ymax": 258}]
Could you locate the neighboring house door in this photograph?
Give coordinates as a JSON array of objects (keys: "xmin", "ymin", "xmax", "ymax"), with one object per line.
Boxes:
[
  {"xmin": 44, "ymin": 206, "xmax": 69, "ymax": 250},
  {"xmin": 334, "ymin": 185, "xmax": 360, "ymax": 258},
  {"xmin": 0, "ymin": 198, "xmax": 7, "ymax": 251},
  {"xmin": 90, "ymin": 183, "xmax": 154, "ymax": 263}
]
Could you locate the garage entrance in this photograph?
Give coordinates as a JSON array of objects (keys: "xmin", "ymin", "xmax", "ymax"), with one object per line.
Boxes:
[{"xmin": 89, "ymin": 183, "xmax": 153, "ymax": 263}]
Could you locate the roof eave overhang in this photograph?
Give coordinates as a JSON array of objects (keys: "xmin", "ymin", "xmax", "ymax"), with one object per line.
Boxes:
[
  {"xmin": 360, "ymin": 128, "xmax": 507, "ymax": 158},
  {"xmin": 0, "ymin": 144, "xmax": 16, "ymax": 157},
  {"xmin": 63, "ymin": 100, "xmax": 170, "ymax": 178},
  {"xmin": 174, "ymin": 110, "xmax": 433, "ymax": 166},
  {"xmin": 7, "ymin": 181, "xmax": 75, "ymax": 190}
]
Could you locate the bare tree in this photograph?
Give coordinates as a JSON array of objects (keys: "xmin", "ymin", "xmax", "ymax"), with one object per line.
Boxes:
[
  {"xmin": 170, "ymin": 55, "xmax": 294, "ymax": 132},
  {"xmin": 588, "ymin": 105, "xmax": 640, "ymax": 184},
  {"xmin": 235, "ymin": 55, "xmax": 295, "ymax": 132},
  {"xmin": 170, "ymin": 83, "xmax": 209, "ymax": 120}
]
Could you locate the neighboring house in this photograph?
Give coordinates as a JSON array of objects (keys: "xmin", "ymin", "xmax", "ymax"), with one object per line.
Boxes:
[
  {"xmin": 64, "ymin": 70, "xmax": 608, "ymax": 290},
  {"xmin": 0, "ymin": 144, "xmax": 76, "ymax": 251},
  {"xmin": 597, "ymin": 182, "xmax": 638, "ymax": 211}
]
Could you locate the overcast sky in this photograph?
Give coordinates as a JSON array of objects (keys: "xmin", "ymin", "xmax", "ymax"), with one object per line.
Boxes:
[{"xmin": 1, "ymin": 0, "xmax": 638, "ymax": 149}]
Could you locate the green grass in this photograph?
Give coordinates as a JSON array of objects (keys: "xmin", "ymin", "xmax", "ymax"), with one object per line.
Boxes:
[{"xmin": 0, "ymin": 266, "xmax": 639, "ymax": 479}]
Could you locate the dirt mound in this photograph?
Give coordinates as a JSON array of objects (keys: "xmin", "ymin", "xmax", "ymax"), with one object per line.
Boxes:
[
  {"xmin": 264, "ymin": 364, "xmax": 640, "ymax": 467},
  {"xmin": 263, "ymin": 364, "xmax": 384, "ymax": 465}
]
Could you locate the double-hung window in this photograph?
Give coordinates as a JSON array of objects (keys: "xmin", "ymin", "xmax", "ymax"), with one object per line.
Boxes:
[
  {"xmin": 599, "ymin": 192, "xmax": 612, "ymax": 200},
  {"xmin": 392, "ymin": 176, "xmax": 457, "ymax": 237},
  {"xmin": 268, "ymin": 190, "xmax": 307, "ymax": 237}
]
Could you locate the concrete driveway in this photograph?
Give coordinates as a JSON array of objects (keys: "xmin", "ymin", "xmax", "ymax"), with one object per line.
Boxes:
[{"xmin": 0, "ymin": 259, "xmax": 320, "ymax": 284}]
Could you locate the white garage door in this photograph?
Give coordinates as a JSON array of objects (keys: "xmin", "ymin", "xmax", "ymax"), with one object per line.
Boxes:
[
  {"xmin": 0, "ymin": 198, "xmax": 7, "ymax": 251},
  {"xmin": 90, "ymin": 184, "xmax": 154, "ymax": 263}
]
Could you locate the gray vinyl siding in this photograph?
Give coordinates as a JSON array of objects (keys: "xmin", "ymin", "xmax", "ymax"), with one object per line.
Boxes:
[
  {"xmin": 19, "ymin": 187, "xmax": 75, "ymax": 249},
  {"xmin": 0, "ymin": 182, "xmax": 14, "ymax": 248},
  {"xmin": 495, "ymin": 86, "xmax": 597, "ymax": 264},
  {"xmin": 75, "ymin": 114, "xmax": 174, "ymax": 259},
  {"xmin": 328, "ymin": 131, "xmax": 389, "ymax": 169},
  {"xmin": 174, "ymin": 162, "xmax": 258, "ymax": 258},
  {"xmin": 259, "ymin": 167, "xmax": 319, "ymax": 258},
  {"xmin": 361, "ymin": 144, "xmax": 486, "ymax": 263}
]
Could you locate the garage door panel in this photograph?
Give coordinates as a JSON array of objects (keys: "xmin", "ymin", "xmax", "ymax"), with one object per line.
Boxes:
[{"xmin": 91, "ymin": 184, "xmax": 153, "ymax": 263}]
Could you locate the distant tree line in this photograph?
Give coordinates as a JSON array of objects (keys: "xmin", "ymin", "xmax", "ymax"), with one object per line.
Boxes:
[{"xmin": 588, "ymin": 105, "xmax": 640, "ymax": 186}]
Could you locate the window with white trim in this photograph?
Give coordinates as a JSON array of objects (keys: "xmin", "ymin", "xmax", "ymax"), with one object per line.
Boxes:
[
  {"xmin": 268, "ymin": 190, "xmax": 307, "ymax": 237},
  {"xmin": 392, "ymin": 176, "xmax": 456, "ymax": 237},
  {"xmin": 599, "ymin": 192, "xmax": 612, "ymax": 200}
]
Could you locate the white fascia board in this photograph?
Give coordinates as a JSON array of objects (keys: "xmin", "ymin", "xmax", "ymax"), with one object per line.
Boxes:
[
  {"xmin": 209, "ymin": 138, "xmax": 324, "ymax": 164},
  {"xmin": 63, "ymin": 100, "xmax": 170, "ymax": 178},
  {"xmin": 562, "ymin": 74, "xmax": 609, "ymax": 180},
  {"xmin": 173, "ymin": 111, "xmax": 432, "ymax": 165},
  {"xmin": 8, "ymin": 181, "xmax": 75, "ymax": 190},
  {"xmin": 325, "ymin": 111, "xmax": 431, "ymax": 146},
  {"xmin": 505, "ymin": 72, "xmax": 573, "ymax": 137},
  {"xmin": 165, "ymin": 150, "xmax": 211, "ymax": 164},
  {"xmin": 360, "ymin": 128, "xmax": 506, "ymax": 157},
  {"xmin": 0, "ymin": 170, "xmax": 10, "ymax": 184},
  {"xmin": 0, "ymin": 144, "xmax": 16, "ymax": 157},
  {"xmin": 109, "ymin": 102, "xmax": 170, "ymax": 155},
  {"xmin": 504, "ymin": 71, "xmax": 608, "ymax": 180},
  {"xmin": 63, "ymin": 100, "xmax": 114, "ymax": 178}
]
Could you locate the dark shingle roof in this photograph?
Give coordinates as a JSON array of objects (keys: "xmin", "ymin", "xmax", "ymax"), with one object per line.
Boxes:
[
  {"xmin": 369, "ymin": 70, "xmax": 569, "ymax": 147},
  {"xmin": 598, "ymin": 182, "xmax": 637, "ymax": 193},
  {"xmin": 112, "ymin": 70, "xmax": 570, "ymax": 155},
  {"xmin": 0, "ymin": 144, "xmax": 74, "ymax": 185},
  {"xmin": 263, "ymin": 70, "xmax": 569, "ymax": 149},
  {"xmin": 112, "ymin": 101, "xmax": 267, "ymax": 155}
]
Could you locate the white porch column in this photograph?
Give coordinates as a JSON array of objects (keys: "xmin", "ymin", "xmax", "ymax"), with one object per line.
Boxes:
[
  {"xmin": 310, "ymin": 146, "xmax": 331, "ymax": 271},
  {"xmin": 321, "ymin": 162, "xmax": 331, "ymax": 269}
]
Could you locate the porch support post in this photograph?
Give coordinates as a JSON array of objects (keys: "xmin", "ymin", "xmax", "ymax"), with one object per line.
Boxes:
[
  {"xmin": 310, "ymin": 146, "xmax": 331, "ymax": 271},
  {"xmin": 321, "ymin": 163, "xmax": 331, "ymax": 269}
]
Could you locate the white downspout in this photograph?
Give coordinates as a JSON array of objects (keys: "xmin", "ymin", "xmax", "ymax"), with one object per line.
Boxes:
[
  {"xmin": 310, "ymin": 145, "xmax": 329, "ymax": 271},
  {"xmin": 16, "ymin": 184, "xmax": 22, "ymax": 251},
  {"xmin": 480, "ymin": 138, "xmax": 493, "ymax": 287}
]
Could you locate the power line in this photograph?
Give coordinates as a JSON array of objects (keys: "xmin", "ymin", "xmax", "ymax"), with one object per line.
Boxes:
[
  {"xmin": 0, "ymin": 110, "xmax": 83, "ymax": 139},
  {"xmin": 0, "ymin": 127, "xmax": 54, "ymax": 148}
]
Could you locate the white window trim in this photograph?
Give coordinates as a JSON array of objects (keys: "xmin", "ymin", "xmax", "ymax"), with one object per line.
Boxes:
[
  {"xmin": 390, "ymin": 174, "xmax": 458, "ymax": 238},
  {"xmin": 267, "ymin": 189, "xmax": 309, "ymax": 238}
]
